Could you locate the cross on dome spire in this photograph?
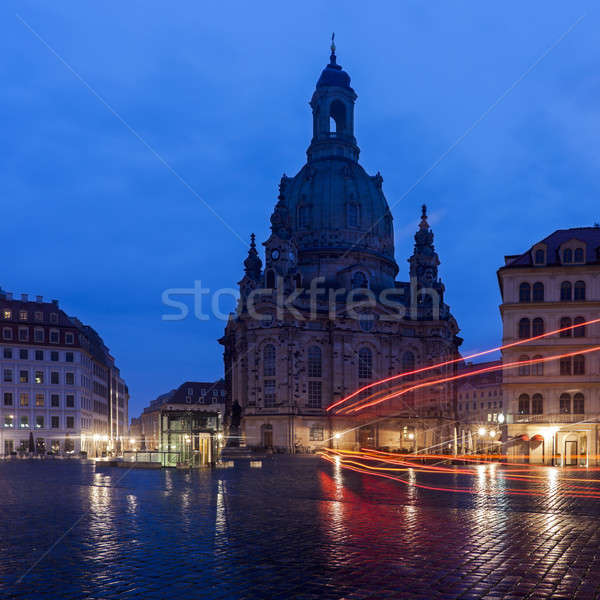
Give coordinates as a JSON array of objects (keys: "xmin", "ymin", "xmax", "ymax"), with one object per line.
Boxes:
[{"xmin": 330, "ymin": 32, "xmax": 336, "ymax": 64}]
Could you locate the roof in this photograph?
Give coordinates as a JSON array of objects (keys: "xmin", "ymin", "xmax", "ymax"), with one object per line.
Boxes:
[{"xmin": 503, "ymin": 226, "xmax": 600, "ymax": 268}]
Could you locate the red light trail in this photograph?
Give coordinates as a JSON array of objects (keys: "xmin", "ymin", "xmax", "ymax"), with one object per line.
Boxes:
[
  {"xmin": 333, "ymin": 346, "xmax": 600, "ymax": 415},
  {"xmin": 327, "ymin": 317, "xmax": 600, "ymax": 413},
  {"xmin": 319, "ymin": 449, "xmax": 600, "ymax": 498}
]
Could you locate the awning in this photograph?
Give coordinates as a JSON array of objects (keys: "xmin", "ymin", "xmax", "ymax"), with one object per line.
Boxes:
[
  {"xmin": 530, "ymin": 434, "xmax": 544, "ymax": 442},
  {"xmin": 519, "ymin": 434, "xmax": 530, "ymax": 442}
]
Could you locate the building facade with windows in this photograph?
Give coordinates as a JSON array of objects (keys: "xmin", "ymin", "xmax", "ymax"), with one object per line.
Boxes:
[
  {"xmin": 220, "ymin": 47, "xmax": 462, "ymax": 452},
  {"xmin": 0, "ymin": 289, "xmax": 129, "ymax": 457},
  {"xmin": 498, "ymin": 227, "xmax": 600, "ymax": 465}
]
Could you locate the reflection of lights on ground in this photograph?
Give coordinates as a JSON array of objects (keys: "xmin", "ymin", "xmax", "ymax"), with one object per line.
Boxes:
[{"xmin": 317, "ymin": 448, "xmax": 600, "ymax": 499}]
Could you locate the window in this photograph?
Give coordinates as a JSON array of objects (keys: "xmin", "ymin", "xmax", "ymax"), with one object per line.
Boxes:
[
  {"xmin": 560, "ymin": 357, "xmax": 571, "ymax": 376},
  {"xmin": 35, "ymin": 350, "xmax": 43, "ymax": 361},
  {"xmin": 309, "ymin": 425, "xmax": 324, "ymax": 441},
  {"xmin": 3, "ymin": 369, "xmax": 12, "ymax": 383},
  {"xmin": 573, "ymin": 316, "xmax": 586, "ymax": 338},
  {"xmin": 3, "ymin": 309, "xmax": 12, "ymax": 319},
  {"xmin": 51, "ymin": 394, "xmax": 59, "ymax": 407},
  {"xmin": 531, "ymin": 394, "xmax": 543, "ymax": 415},
  {"xmin": 50, "ymin": 330, "xmax": 59, "ymax": 344},
  {"xmin": 35, "ymin": 416, "xmax": 44, "ymax": 429},
  {"xmin": 20, "ymin": 370, "xmax": 29, "ymax": 383},
  {"xmin": 65, "ymin": 333, "xmax": 74, "ymax": 345},
  {"xmin": 51, "ymin": 351, "xmax": 59, "ymax": 362},
  {"xmin": 263, "ymin": 380, "xmax": 276, "ymax": 408},
  {"xmin": 574, "ymin": 281, "xmax": 586, "ymax": 301},
  {"xmin": 50, "ymin": 313, "xmax": 58, "ymax": 324},
  {"xmin": 20, "ymin": 416, "xmax": 29, "ymax": 429},
  {"xmin": 35, "ymin": 393, "xmax": 44, "ymax": 407},
  {"xmin": 560, "ymin": 393, "xmax": 571, "ymax": 414},
  {"xmin": 534, "ymin": 249, "xmax": 545, "ymax": 264},
  {"xmin": 574, "ymin": 248, "xmax": 584, "ymax": 263},
  {"xmin": 3, "ymin": 347, "xmax": 12, "ymax": 359},
  {"xmin": 4, "ymin": 415, "xmax": 14, "ymax": 428},
  {"xmin": 4, "ymin": 392, "xmax": 13, "ymax": 406},
  {"xmin": 50, "ymin": 372, "xmax": 59, "ymax": 384},
  {"xmin": 66, "ymin": 352, "xmax": 74, "ymax": 363},
  {"xmin": 563, "ymin": 248, "xmax": 573, "ymax": 264},
  {"xmin": 518, "ymin": 318, "xmax": 530, "ymax": 339},
  {"xmin": 519, "ymin": 282, "xmax": 531, "ymax": 303},
  {"xmin": 34, "ymin": 328, "xmax": 44, "ymax": 342},
  {"xmin": 560, "ymin": 317, "xmax": 572, "ymax": 337},
  {"xmin": 265, "ymin": 270, "xmax": 275, "ymax": 289},
  {"xmin": 518, "ymin": 355, "xmax": 530, "ymax": 376},
  {"xmin": 19, "ymin": 349, "xmax": 27, "ymax": 359},
  {"xmin": 308, "ymin": 381, "xmax": 322, "ymax": 408},
  {"xmin": 358, "ymin": 347, "xmax": 373, "ymax": 380},
  {"xmin": 34, "ymin": 311, "xmax": 43, "ymax": 321},
  {"xmin": 66, "ymin": 416, "xmax": 74, "ymax": 429},
  {"xmin": 3, "ymin": 328, "xmax": 13, "ymax": 340},
  {"xmin": 35, "ymin": 371, "xmax": 44, "ymax": 384},
  {"xmin": 307, "ymin": 346, "xmax": 322, "ymax": 378},
  {"xmin": 298, "ymin": 205, "xmax": 312, "ymax": 229},
  {"xmin": 18, "ymin": 328, "xmax": 28, "ymax": 341},
  {"xmin": 573, "ymin": 393, "xmax": 585, "ymax": 414},
  {"xmin": 518, "ymin": 394, "xmax": 530, "ymax": 415},
  {"xmin": 532, "ymin": 318, "xmax": 544, "ymax": 337},
  {"xmin": 531, "ymin": 356, "xmax": 544, "ymax": 376},
  {"xmin": 347, "ymin": 203, "xmax": 360, "ymax": 228},
  {"xmin": 51, "ymin": 416, "xmax": 60, "ymax": 429},
  {"xmin": 560, "ymin": 281, "xmax": 572, "ymax": 301},
  {"xmin": 65, "ymin": 372, "xmax": 74, "ymax": 385},
  {"xmin": 66, "ymin": 395, "xmax": 75, "ymax": 408},
  {"xmin": 263, "ymin": 345, "xmax": 276, "ymax": 377},
  {"xmin": 573, "ymin": 355, "xmax": 585, "ymax": 375},
  {"xmin": 532, "ymin": 282, "xmax": 544, "ymax": 302},
  {"xmin": 20, "ymin": 393, "xmax": 29, "ymax": 407}
]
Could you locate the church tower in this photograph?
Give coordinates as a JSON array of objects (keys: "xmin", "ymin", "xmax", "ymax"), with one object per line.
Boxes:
[{"xmin": 220, "ymin": 41, "xmax": 461, "ymax": 453}]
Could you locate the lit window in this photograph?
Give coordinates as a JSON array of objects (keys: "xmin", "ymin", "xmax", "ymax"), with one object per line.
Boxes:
[
  {"xmin": 4, "ymin": 415, "xmax": 14, "ymax": 428},
  {"xmin": 19, "ymin": 311, "xmax": 27, "ymax": 320},
  {"xmin": 20, "ymin": 416, "xmax": 29, "ymax": 428},
  {"xmin": 3, "ymin": 310, "xmax": 12, "ymax": 319},
  {"xmin": 309, "ymin": 425, "xmax": 324, "ymax": 441},
  {"xmin": 19, "ymin": 370, "xmax": 29, "ymax": 383},
  {"xmin": 20, "ymin": 393, "xmax": 29, "ymax": 407},
  {"xmin": 36, "ymin": 416, "xmax": 44, "ymax": 429},
  {"xmin": 35, "ymin": 371, "xmax": 44, "ymax": 384},
  {"xmin": 35, "ymin": 393, "xmax": 44, "ymax": 407}
]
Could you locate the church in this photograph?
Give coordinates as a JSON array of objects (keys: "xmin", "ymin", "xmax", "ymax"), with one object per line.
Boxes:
[{"xmin": 220, "ymin": 42, "xmax": 462, "ymax": 452}]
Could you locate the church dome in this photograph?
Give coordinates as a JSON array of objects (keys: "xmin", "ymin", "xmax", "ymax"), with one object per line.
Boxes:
[{"xmin": 316, "ymin": 62, "xmax": 352, "ymax": 90}]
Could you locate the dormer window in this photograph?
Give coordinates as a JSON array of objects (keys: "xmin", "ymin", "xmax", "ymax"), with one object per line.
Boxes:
[
  {"xmin": 574, "ymin": 247, "xmax": 584, "ymax": 263},
  {"xmin": 563, "ymin": 248, "xmax": 573, "ymax": 264},
  {"xmin": 534, "ymin": 249, "xmax": 545, "ymax": 265}
]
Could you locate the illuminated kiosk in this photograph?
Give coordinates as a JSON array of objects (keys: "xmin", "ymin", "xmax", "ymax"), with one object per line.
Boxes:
[{"xmin": 127, "ymin": 404, "xmax": 222, "ymax": 467}]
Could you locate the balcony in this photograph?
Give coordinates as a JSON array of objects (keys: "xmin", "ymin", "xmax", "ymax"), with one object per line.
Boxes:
[{"xmin": 506, "ymin": 413, "xmax": 597, "ymax": 424}]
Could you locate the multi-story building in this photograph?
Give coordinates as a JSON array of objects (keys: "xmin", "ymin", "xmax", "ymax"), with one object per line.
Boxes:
[
  {"xmin": 498, "ymin": 227, "xmax": 600, "ymax": 465},
  {"xmin": 456, "ymin": 361, "xmax": 504, "ymax": 452},
  {"xmin": 0, "ymin": 289, "xmax": 129, "ymax": 457},
  {"xmin": 220, "ymin": 45, "xmax": 462, "ymax": 452}
]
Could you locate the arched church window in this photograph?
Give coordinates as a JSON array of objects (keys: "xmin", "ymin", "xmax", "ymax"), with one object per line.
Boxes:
[
  {"xmin": 329, "ymin": 100, "xmax": 346, "ymax": 135},
  {"xmin": 347, "ymin": 203, "xmax": 360, "ymax": 228},
  {"xmin": 307, "ymin": 346, "xmax": 322, "ymax": 378},
  {"xmin": 263, "ymin": 344, "xmax": 276, "ymax": 377},
  {"xmin": 358, "ymin": 347, "xmax": 372, "ymax": 380},
  {"xmin": 351, "ymin": 271, "xmax": 368, "ymax": 289},
  {"xmin": 265, "ymin": 270, "xmax": 275, "ymax": 289}
]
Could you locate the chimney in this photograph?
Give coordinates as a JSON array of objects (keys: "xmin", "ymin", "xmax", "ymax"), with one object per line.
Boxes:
[
  {"xmin": 21, "ymin": 293, "xmax": 28, "ymax": 302},
  {"xmin": 36, "ymin": 295, "xmax": 43, "ymax": 303},
  {"xmin": 52, "ymin": 299, "xmax": 59, "ymax": 306}
]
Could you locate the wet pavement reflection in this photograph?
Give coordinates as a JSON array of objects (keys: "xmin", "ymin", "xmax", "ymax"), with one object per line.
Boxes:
[{"xmin": 1, "ymin": 457, "xmax": 599, "ymax": 599}]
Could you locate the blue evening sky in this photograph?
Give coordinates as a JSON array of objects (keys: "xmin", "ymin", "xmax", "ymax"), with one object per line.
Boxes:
[{"xmin": 2, "ymin": 1, "xmax": 598, "ymax": 417}]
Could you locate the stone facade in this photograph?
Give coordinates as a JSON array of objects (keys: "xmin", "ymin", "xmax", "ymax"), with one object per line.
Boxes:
[
  {"xmin": 220, "ymin": 46, "xmax": 462, "ymax": 452},
  {"xmin": 498, "ymin": 227, "xmax": 600, "ymax": 465}
]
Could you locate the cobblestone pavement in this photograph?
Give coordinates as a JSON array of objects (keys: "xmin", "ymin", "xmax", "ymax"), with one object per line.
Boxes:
[{"xmin": 1, "ymin": 457, "xmax": 600, "ymax": 599}]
